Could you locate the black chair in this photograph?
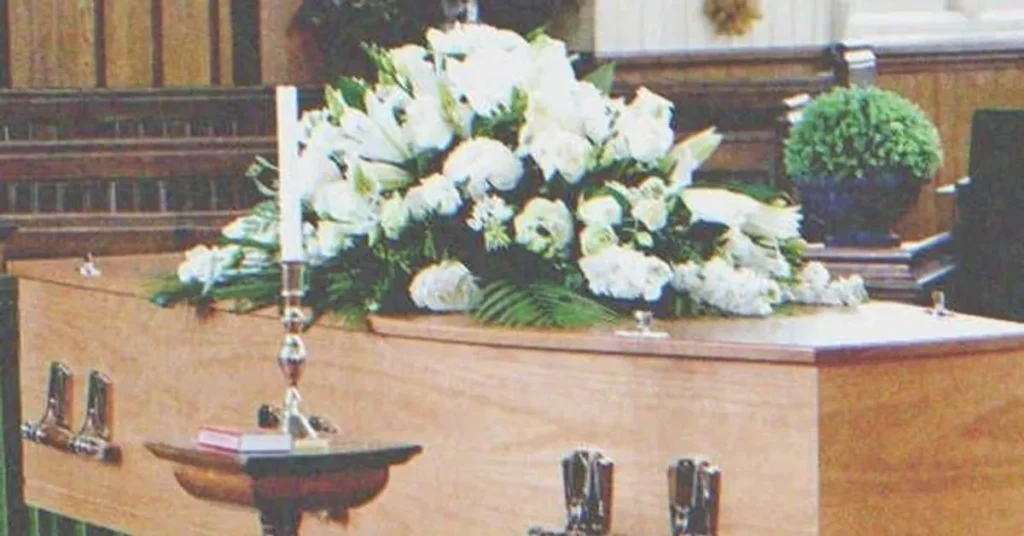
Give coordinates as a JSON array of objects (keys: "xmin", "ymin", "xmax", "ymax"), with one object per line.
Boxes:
[{"xmin": 951, "ymin": 109, "xmax": 1024, "ymax": 320}]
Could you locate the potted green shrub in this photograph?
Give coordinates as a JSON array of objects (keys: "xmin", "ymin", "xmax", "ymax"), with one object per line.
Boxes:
[{"xmin": 784, "ymin": 85, "xmax": 943, "ymax": 247}]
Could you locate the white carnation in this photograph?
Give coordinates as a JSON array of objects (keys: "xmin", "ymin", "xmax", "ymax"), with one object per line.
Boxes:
[
  {"xmin": 578, "ymin": 245, "xmax": 672, "ymax": 302},
  {"xmin": 408, "ymin": 260, "xmax": 480, "ymax": 312},
  {"xmin": 723, "ymin": 231, "xmax": 792, "ymax": 279},
  {"xmin": 576, "ymin": 82, "xmax": 623, "ymax": 144},
  {"xmin": 444, "ymin": 138, "xmax": 524, "ymax": 198},
  {"xmin": 514, "ymin": 198, "xmax": 574, "ymax": 259},
  {"xmin": 577, "ymin": 196, "xmax": 623, "ymax": 228},
  {"xmin": 671, "ymin": 257, "xmax": 782, "ymax": 316},
  {"xmin": 177, "ymin": 245, "xmax": 242, "ymax": 288},
  {"xmin": 524, "ymin": 129, "xmax": 595, "ymax": 184},
  {"xmin": 467, "ymin": 195, "xmax": 515, "ymax": 251},
  {"xmin": 405, "ymin": 174, "xmax": 463, "ymax": 220},
  {"xmin": 787, "ymin": 262, "xmax": 869, "ymax": 306}
]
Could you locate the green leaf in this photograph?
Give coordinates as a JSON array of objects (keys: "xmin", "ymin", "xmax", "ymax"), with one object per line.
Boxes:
[
  {"xmin": 471, "ymin": 280, "xmax": 617, "ymax": 328},
  {"xmin": 335, "ymin": 77, "xmax": 370, "ymax": 111},
  {"xmin": 584, "ymin": 62, "xmax": 617, "ymax": 95}
]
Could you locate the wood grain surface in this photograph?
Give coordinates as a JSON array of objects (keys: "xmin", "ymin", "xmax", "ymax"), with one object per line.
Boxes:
[
  {"xmin": 9, "ymin": 0, "xmax": 97, "ymax": 88},
  {"xmin": 10, "ymin": 254, "xmax": 1024, "ymax": 534},
  {"xmin": 160, "ymin": 0, "xmax": 212, "ymax": 86},
  {"xmin": 104, "ymin": 0, "xmax": 154, "ymax": 87},
  {"xmin": 14, "ymin": 261, "xmax": 821, "ymax": 535},
  {"xmin": 820, "ymin": 349, "xmax": 1024, "ymax": 535}
]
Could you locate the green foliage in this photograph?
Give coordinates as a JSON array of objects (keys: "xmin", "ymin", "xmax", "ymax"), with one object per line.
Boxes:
[
  {"xmin": 784, "ymin": 86, "xmax": 943, "ymax": 182},
  {"xmin": 583, "ymin": 62, "xmax": 617, "ymax": 95},
  {"xmin": 471, "ymin": 280, "xmax": 617, "ymax": 328}
]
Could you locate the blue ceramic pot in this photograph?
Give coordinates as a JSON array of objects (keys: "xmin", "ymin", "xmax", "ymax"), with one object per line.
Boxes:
[{"xmin": 796, "ymin": 170, "xmax": 924, "ymax": 248}]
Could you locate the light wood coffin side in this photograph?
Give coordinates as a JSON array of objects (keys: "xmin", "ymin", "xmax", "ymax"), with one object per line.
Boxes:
[
  {"xmin": 13, "ymin": 255, "xmax": 823, "ymax": 535},
  {"xmin": 819, "ymin": 348, "xmax": 1024, "ymax": 535}
]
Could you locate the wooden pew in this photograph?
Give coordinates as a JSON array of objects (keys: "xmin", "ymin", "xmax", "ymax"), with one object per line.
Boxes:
[
  {"xmin": 0, "ymin": 137, "xmax": 275, "ymax": 259},
  {"xmin": 0, "ymin": 87, "xmax": 329, "ymax": 259}
]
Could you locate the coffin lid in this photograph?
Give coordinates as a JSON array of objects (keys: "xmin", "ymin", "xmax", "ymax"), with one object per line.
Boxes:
[{"xmin": 11, "ymin": 253, "xmax": 1024, "ymax": 365}]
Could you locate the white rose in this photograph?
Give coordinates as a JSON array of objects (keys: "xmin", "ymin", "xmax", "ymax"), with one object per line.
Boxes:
[
  {"xmin": 607, "ymin": 111, "xmax": 675, "ymax": 165},
  {"xmin": 379, "ymin": 194, "xmax": 409, "ymax": 240},
  {"xmin": 632, "ymin": 198, "xmax": 668, "ymax": 232},
  {"xmin": 514, "ymin": 198, "xmax": 574, "ymax": 259},
  {"xmin": 403, "ymin": 95, "xmax": 455, "ymax": 153},
  {"xmin": 222, "ymin": 214, "xmax": 278, "ymax": 246},
  {"xmin": 312, "ymin": 180, "xmax": 378, "ymax": 236},
  {"xmin": 405, "ymin": 174, "xmax": 464, "ymax": 221},
  {"xmin": 577, "ymin": 196, "xmax": 623, "ymax": 228},
  {"xmin": 408, "ymin": 260, "xmax": 481, "ymax": 312},
  {"xmin": 444, "ymin": 138, "xmax": 524, "ymax": 198},
  {"xmin": 177, "ymin": 245, "xmax": 242, "ymax": 288},
  {"xmin": 524, "ymin": 129, "xmax": 594, "ymax": 184},
  {"xmin": 579, "ymin": 226, "xmax": 619, "ymax": 256}
]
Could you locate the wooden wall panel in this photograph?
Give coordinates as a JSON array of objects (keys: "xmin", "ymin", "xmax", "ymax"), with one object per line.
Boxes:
[
  {"xmin": 105, "ymin": 0, "xmax": 155, "ymax": 87},
  {"xmin": 161, "ymin": 0, "xmax": 212, "ymax": 86},
  {"xmin": 9, "ymin": 0, "xmax": 97, "ymax": 88},
  {"xmin": 217, "ymin": 0, "xmax": 233, "ymax": 86},
  {"xmin": 880, "ymin": 64, "xmax": 1024, "ymax": 240}
]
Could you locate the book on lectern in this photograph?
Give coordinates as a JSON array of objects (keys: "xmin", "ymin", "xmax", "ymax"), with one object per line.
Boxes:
[{"xmin": 195, "ymin": 425, "xmax": 293, "ymax": 453}]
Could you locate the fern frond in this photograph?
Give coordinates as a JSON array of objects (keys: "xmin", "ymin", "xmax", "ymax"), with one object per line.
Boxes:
[{"xmin": 471, "ymin": 280, "xmax": 617, "ymax": 328}]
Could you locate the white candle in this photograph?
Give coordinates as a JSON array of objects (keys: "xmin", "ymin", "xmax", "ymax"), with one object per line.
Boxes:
[{"xmin": 275, "ymin": 86, "xmax": 304, "ymax": 262}]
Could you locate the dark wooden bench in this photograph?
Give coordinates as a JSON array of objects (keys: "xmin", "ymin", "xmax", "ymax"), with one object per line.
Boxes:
[
  {"xmin": 0, "ymin": 87, "xmax": 329, "ymax": 259},
  {"xmin": 0, "ymin": 137, "xmax": 275, "ymax": 259}
]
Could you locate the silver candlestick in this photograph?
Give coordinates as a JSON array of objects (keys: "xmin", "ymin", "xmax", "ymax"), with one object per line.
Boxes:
[{"xmin": 278, "ymin": 260, "xmax": 319, "ymax": 440}]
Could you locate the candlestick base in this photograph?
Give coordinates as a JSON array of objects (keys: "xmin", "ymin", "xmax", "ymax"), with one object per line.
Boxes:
[{"xmin": 282, "ymin": 387, "xmax": 320, "ymax": 441}]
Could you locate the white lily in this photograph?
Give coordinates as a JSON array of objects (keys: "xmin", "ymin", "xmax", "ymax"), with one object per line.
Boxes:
[{"xmin": 682, "ymin": 188, "xmax": 802, "ymax": 240}]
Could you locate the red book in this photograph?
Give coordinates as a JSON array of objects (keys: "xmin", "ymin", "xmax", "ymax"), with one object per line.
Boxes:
[{"xmin": 196, "ymin": 426, "xmax": 293, "ymax": 453}]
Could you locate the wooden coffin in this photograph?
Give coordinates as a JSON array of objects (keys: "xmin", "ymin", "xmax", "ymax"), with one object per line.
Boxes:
[{"xmin": 10, "ymin": 253, "xmax": 1024, "ymax": 535}]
